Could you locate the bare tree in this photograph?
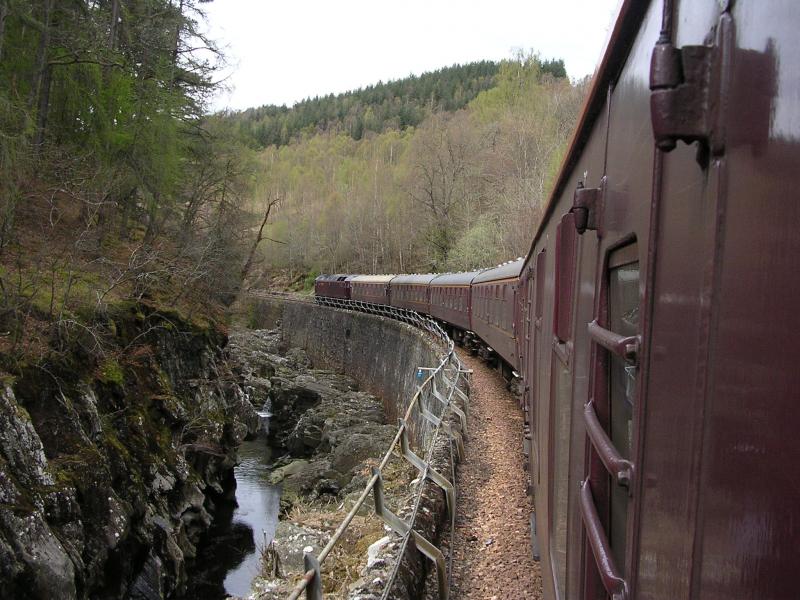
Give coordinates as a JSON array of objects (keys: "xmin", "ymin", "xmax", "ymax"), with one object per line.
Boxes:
[
  {"xmin": 405, "ymin": 111, "xmax": 484, "ymax": 268},
  {"xmin": 240, "ymin": 195, "xmax": 282, "ymax": 288}
]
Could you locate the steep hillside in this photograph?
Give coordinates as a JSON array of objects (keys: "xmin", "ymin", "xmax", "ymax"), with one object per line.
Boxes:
[
  {"xmin": 245, "ymin": 55, "xmax": 586, "ymax": 277},
  {"xmin": 222, "ymin": 58, "xmax": 566, "ymax": 148}
]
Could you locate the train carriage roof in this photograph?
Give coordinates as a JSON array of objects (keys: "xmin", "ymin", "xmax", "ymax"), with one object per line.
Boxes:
[
  {"xmin": 315, "ymin": 274, "xmax": 355, "ymax": 282},
  {"xmin": 430, "ymin": 270, "xmax": 485, "ymax": 286},
  {"xmin": 525, "ymin": 1, "xmax": 642, "ymax": 258},
  {"xmin": 471, "ymin": 258, "xmax": 524, "ymax": 284},
  {"xmin": 390, "ymin": 274, "xmax": 438, "ymax": 285},
  {"xmin": 350, "ymin": 274, "xmax": 396, "ymax": 283}
]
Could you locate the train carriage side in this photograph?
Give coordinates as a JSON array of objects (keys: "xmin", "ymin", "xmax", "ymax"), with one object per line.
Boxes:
[
  {"xmin": 428, "ymin": 271, "xmax": 482, "ymax": 338},
  {"xmin": 350, "ymin": 274, "xmax": 395, "ymax": 305},
  {"xmin": 520, "ymin": 1, "xmax": 800, "ymax": 599},
  {"xmin": 314, "ymin": 274, "xmax": 353, "ymax": 300},
  {"xmin": 389, "ymin": 274, "xmax": 436, "ymax": 314},
  {"xmin": 519, "ymin": 2, "xmax": 663, "ymax": 597},
  {"xmin": 470, "ymin": 259, "xmax": 523, "ymax": 372}
]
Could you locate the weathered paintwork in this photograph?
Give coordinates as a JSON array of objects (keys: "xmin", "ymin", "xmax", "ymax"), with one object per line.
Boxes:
[
  {"xmin": 314, "ymin": 274, "xmax": 352, "ymax": 300},
  {"xmin": 389, "ymin": 274, "xmax": 438, "ymax": 313},
  {"xmin": 429, "ymin": 271, "xmax": 484, "ymax": 332},
  {"xmin": 350, "ymin": 274, "xmax": 395, "ymax": 305},
  {"xmin": 520, "ymin": 1, "xmax": 800, "ymax": 599},
  {"xmin": 471, "ymin": 259, "xmax": 524, "ymax": 370}
]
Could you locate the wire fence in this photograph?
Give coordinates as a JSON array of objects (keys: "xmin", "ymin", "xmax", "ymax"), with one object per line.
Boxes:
[{"xmin": 250, "ymin": 291, "xmax": 469, "ymax": 600}]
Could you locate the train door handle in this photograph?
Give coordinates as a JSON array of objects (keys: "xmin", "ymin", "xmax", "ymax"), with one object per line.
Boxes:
[
  {"xmin": 584, "ymin": 400, "xmax": 634, "ymax": 487},
  {"xmin": 580, "ymin": 478, "xmax": 629, "ymax": 600},
  {"xmin": 588, "ymin": 320, "xmax": 640, "ymax": 363}
]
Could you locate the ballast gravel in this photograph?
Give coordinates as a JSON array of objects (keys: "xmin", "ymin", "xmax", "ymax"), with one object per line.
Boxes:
[{"xmin": 433, "ymin": 352, "xmax": 543, "ymax": 600}]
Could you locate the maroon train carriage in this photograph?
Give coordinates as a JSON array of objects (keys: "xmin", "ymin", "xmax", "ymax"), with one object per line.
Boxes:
[
  {"xmin": 389, "ymin": 274, "xmax": 437, "ymax": 314},
  {"xmin": 469, "ymin": 259, "xmax": 523, "ymax": 373},
  {"xmin": 310, "ymin": 4, "xmax": 800, "ymax": 598},
  {"xmin": 314, "ymin": 274, "xmax": 353, "ymax": 301},
  {"xmin": 428, "ymin": 271, "xmax": 483, "ymax": 339},
  {"xmin": 516, "ymin": 1, "xmax": 800, "ymax": 599},
  {"xmin": 349, "ymin": 274, "xmax": 395, "ymax": 305}
]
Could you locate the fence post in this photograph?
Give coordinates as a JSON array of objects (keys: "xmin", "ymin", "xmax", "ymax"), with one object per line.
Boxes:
[{"xmin": 303, "ymin": 553, "xmax": 323, "ymax": 600}]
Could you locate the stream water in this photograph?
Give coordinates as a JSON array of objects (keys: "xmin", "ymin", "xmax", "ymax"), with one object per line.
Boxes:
[{"xmin": 183, "ymin": 435, "xmax": 281, "ymax": 599}]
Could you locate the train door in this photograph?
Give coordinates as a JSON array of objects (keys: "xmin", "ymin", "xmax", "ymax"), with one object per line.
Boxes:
[
  {"xmin": 531, "ymin": 249, "xmax": 546, "ymax": 488},
  {"xmin": 512, "ymin": 280, "xmax": 522, "ymax": 403},
  {"xmin": 521, "ymin": 266, "xmax": 535, "ymax": 477},
  {"xmin": 628, "ymin": 1, "xmax": 796, "ymax": 598},
  {"xmin": 548, "ymin": 214, "xmax": 579, "ymax": 599},
  {"xmin": 577, "ymin": 2, "xmax": 661, "ymax": 599},
  {"xmin": 581, "ymin": 240, "xmax": 641, "ymax": 600}
]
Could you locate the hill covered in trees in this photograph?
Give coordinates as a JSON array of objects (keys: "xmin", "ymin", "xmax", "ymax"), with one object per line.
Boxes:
[
  {"xmin": 0, "ymin": 0, "xmax": 583, "ymax": 348},
  {"xmin": 248, "ymin": 54, "xmax": 587, "ymax": 281},
  {"xmin": 222, "ymin": 58, "xmax": 567, "ymax": 148}
]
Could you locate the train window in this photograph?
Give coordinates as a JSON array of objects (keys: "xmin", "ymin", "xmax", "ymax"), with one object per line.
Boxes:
[
  {"xmin": 553, "ymin": 213, "xmax": 578, "ymax": 342},
  {"xmin": 607, "ymin": 243, "xmax": 639, "ymax": 572},
  {"xmin": 535, "ymin": 250, "xmax": 546, "ymax": 321}
]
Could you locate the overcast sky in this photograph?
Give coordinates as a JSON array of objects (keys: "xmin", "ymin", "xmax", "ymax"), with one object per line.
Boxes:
[{"xmin": 202, "ymin": 0, "xmax": 621, "ymax": 111}]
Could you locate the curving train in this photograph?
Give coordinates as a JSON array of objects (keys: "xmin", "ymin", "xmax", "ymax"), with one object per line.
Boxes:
[
  {"xmin": 315, "ymin": 260, "xmax": 525, "ymax": 380},
  {"xmin": 315, "ymin": 1, "xmax": 800, "ymax": 599}
]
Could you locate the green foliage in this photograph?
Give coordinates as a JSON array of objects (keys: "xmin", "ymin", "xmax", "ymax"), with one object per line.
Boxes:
[
  {"xmin": 0, "ymin": 0, "xmax": 267, "ymax": 358},
  {"xmin": 99, "ymin": 358, "xmax": 124, "ymax": 386},
  {"xmin": 446, "ymin": 221, "xmax": 505, "ymax": 271},
  {"xmin": 222, "ymin": 61, "xmax": 502, "ymax": 148},
  {"xmin": 541, "ymin": 58, "xmax": 567, "ymax": 79},
  {"xmin": 303, "ymin": 269, "xmax": 320, "ymax": 291},
  {"xmin": 250, "ymin": 52, "xmax": 586, "ymax": 277}
]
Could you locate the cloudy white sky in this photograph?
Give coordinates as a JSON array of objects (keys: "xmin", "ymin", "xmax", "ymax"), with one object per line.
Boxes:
[{"xmin": 202, "ymin": 0, "xmax": 621, "ymax": 111}]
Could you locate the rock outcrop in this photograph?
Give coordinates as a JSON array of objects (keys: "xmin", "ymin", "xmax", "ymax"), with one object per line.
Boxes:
[
  {"xmin": 226, "ymin": 329, "xmax": 396, "ymax": 513},
  {"xmin": 222, "ymin": 328, "xmax": 414, "ymax": 599},
  {"xmin": 0, "ymin": 303, "xmax": 259, "ymax": 600},
  {"xmin": 242, "ymin": 298, "xmax": 469, "ymax": 600}
]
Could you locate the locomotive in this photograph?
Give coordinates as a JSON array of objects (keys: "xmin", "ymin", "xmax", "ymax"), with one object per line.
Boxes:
[{"xmin": 316, "ymin": 0, "xmax": 800, "ymax": 598}]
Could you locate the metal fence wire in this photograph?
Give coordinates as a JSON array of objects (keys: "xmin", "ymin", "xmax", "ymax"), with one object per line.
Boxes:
[{"xmin": 251, "ymin": 292, "xmax": 470, "ymax": 600}]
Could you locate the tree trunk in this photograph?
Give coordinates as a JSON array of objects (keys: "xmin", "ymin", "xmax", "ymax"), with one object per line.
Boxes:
[
  {"xmin": 143, "ymin": 192, "xmax": 160, "ymax": 243},
  {"xmin": 240, "ymin": 197, "xmax": 280, "ymax": 288},
  {"xmin": 30, "ymin": 0, "xmax": 54, "ymax": 149},
  {"xmin": 108, "ymin": 0, "xmax": 120, "ymax": 50},
  {"xmin": 33, "ymin": 62, "xmax": 52, "ymax": 147},
  {"xmin": 0, "ymin": 1, "xmax": 9, "ymax": 64},
  {"xmin": 168, "ymin": 0, "xmax": 184, "ymax": 91}
]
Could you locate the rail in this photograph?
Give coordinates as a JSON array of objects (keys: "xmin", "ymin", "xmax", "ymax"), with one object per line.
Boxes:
[{"xmin": 250, "ymin": 291, "xmax": 470, "ymax": 600}]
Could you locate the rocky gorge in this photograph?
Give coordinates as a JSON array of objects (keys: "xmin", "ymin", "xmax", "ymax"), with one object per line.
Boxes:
[
  {"xmin": 0, "ymin": 297, "xmax": 463, "ymax": 600},
  {"xmin": 223, "ymin": 327, "xmax": 415, "ymax": 599},
  {"xmin": 237, "ymin": 297, "xmax": 467, "ymax": 600},
  {"xmin": 0, "ymin": 303, "xmax": 260, "ymax": 600}
]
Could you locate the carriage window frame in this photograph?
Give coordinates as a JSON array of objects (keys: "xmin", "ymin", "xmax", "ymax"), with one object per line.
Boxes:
[
  {"xmin": 553, "ymin": 213, "xmax": 578, "ymax": 343},
  {"xmin": 535, "ymin": 250, "xmax": 546, "ymax": 322}
]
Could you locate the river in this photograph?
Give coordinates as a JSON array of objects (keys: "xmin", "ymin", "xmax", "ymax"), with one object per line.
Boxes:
[{"xmin": 182, "ymin": 436, "xmax": 281, "ymax": 599}]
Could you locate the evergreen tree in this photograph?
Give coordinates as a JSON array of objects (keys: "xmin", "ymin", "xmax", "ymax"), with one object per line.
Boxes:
[{"xmin": 222, "ymin": 61, "xmax": 503, "ymax": 148}]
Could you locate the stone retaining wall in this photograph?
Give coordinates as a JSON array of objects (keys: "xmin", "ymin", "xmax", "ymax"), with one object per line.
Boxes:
[
  {"xmin": 249, "ymin": 297, "xmax": 447, "ymax": 447},
  {"xmin": 247, "ymin": 296, "xmax": 466, "ymax": 599}
]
